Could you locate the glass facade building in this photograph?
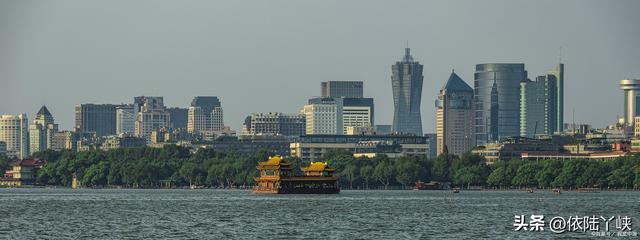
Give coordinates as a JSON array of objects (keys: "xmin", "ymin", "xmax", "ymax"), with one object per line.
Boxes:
[
  {"xmin": 391, "ymin": 48, "xmax": 423, "ymax": 136},
  {"xmin": 474, "ymin": 63, "xmax": 527, "ymax": 144}
]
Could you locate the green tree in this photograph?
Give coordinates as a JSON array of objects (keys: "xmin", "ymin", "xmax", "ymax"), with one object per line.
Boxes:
[
  {"xmin": 360, "ymin": 165, "xmax": 374, "ymax": 189},
  {"xmin": 374, "ymin": 159, "xmax": 394, "ymax": 189}
]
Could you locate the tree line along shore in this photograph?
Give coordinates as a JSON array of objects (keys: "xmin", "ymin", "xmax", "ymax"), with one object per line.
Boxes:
[{"xmin": 1, "ymin": 145, "xmax": 639, "ymax": 190}]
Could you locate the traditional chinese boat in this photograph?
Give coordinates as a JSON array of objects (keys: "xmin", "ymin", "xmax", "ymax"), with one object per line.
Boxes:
[{"xmin": 253, "ymin": 156, "xmax": 340, "ymax": 194}]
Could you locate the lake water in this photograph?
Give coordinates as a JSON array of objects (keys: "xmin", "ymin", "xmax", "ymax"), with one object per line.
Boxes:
[{"xmin": 0, "ymin": 189, "xmax": 638, "ymax": 239}]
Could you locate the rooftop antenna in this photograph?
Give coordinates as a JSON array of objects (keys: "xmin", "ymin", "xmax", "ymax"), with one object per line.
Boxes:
[
  {"xmin": 572, "ymin": 108, "xmax": 575, "ymax": 135},
  {"xmin": 559, "ymin": 46, "xmax": 563, "ymax": 64}
]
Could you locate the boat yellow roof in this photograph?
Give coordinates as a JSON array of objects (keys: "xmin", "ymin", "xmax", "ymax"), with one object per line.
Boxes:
[{"xmin": 301, "ymin": 162, "xmax": 335, "ymax": 172}]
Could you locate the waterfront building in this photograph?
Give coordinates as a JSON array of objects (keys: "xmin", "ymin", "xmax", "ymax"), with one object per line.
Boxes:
[
  {"xmin": 435, "ymin": 71, "xmax": 474, "ymax": 156},
  {"xmin": 134, "ymin": 97, "xmax": 170, "ymax": 139},
  {"xmin": 620, "ymin": 79, "xmax": 640, "ymax": 127},
  {"xmin": 253, "ymin": 156, "xmax": 339, "ymax": 194},
  {"xmin": 342, "ymin": 97, "xmax": 374, "ymax": 134},
  {"xmin": 0, "ymin": 159, "xmax": 44, "ymax": 186},
  {"xmin": 208, "ymin": 135, "xmax": 292, "ymax": 156},
  {"xmin": 391, "ymin": 48, "xmax": 423, "ymax": 136},
  {"xmin": 50, "ymin": 131, "xmax": 78, "ymax": 152},
  {"xmin": 116, "ymin": 104, "xmax": 136, "ymax": 135},
  {"xmin": 474, "ymin": 63, "xmax": 527, "ymax": 144},
  {"xmin": 75, "ymin": 104, "xmax": 117, "ymax": 137},
  {"xmin": 519, "ymin": 75, "xmax": 558, "ymax": 138},
  {"xmin": 168, "ymin": 107, "xmax": 188, "ymax": 129},
  {"xmin": 187, "ymin": 96, "xmax": 224, "ymax": 139},
  {"xmin": 321, "ymin": 81, "xmax": 364, "ymax": 98},
  {"xmin": 101, "ymin": 135, "xmax": 146, "ymax": 150},
  {"xmin": 0, "ymin": 114, "xmax": 29, "ymax": 159},
  {"xmin": 302, "ymin": 97, "xmax": 343, "ymax": 135},
  {"xmin": 243, "ymin": 112, "xmax": 305, "ymax": 136},
  {"xmin": 290, "ymin": 134, "xmax": 430, "ymax": 162},
  {"xmin": 471, "ymin": 137, "xmax": 561, "ymax": 163}
]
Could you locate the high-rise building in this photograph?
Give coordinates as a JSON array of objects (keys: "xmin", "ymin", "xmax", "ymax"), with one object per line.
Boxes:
[
  {"xmin": 243, "ymin": 112, "xmax": 306, "ymax": 136},
  {"xmin": 134, "ymin": 97, "xmax": 170, "ymax": 139},
  {"xmin": 116, "ymin": 104, "xmax": 136, "ymax": 135},
  {"xmin": 342, "ymin": 97, "xmax": 374, "ymax": 134},
  {"xmin": 187, "ymin": 96, "xmax": 225, "ymax": 138},
  {"xmin": 474, "ymin": 63, "xmax": 527, "ymax": 144},
  {"xmin": 519, "ymin": 75, "xmax": 558, "ymax": 138},
  {"xmin": 548, "ymin": 64, "xmax": 564, "ymax": 132},
  {"xmin": 29, "ymin": 106, "xmax": 58, "ymax": 154},
  {"xmin": 75, "ymin": 104, "xmax": 117, "ymax": 137},
  {"xmin": 435, "ymin": 71, "xmax": 474, "ymax": 156},
  {"xmin": 392, "ymin": 48, "xmax": 423, "ymax": 136},
  {"xmin": 168, "ymin": 107, "xmax": 188, "ymax": 129},
  {"xmin": 620, "ymin": 79, "xmax": 640, "ymax": 127},
  {"xmin": 0, "ymin": 114, "xmax": 29, "ymax": 159},
  {"xmin": 321, "ymin": 81, "xmax": 364, "ymax": 98},
  {"xmin": 302, "ymin": 97, "xmax": 343, "ymax": 135}
]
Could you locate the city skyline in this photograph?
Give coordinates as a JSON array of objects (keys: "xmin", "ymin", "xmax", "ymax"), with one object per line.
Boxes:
[{"xmin": 2, "ymin": 0, "xmax": 640, "ymax": 132}]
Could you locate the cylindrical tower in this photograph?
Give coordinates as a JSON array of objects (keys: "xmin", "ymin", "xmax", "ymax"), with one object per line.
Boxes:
[{"xmin": 620, "ymin": 79, "xmax": 640, "ymax": 126}]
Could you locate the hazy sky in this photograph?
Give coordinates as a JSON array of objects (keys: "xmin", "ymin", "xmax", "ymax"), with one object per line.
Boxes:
[{"xmin": 1, "ymin": 0, "xmax": 639, "ymax": 132}]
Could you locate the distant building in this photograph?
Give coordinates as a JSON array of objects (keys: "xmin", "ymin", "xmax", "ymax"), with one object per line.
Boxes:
[
  {"xmin": 435, "ymin": 71, "xmax": 474, "ymax": 156},
  {"xmin": 75, "ymin": 104, "xmax": 117, "ymax": 137},
  {"xmin": 321, "ymin": 81, "xmax": 364, "ymax": 98},
  {"xmin": 303, "ymin": 97, "xmax": 343, "ymax": 135},
  {"xmin": 374, "ymin": 125, "xmax": 392, "ymax": 135},
  {"xmin": 116, "ymin": 104, "xmax": 136, "ymax": 135},
  {"xmin": 391, "ymin": 48, "xmax": 423, "ymax": 136},
  {"xmin": 474, "ymin": 63, "xmax": 527, "ymax": 144},
  {"xmin": 187, "ymin": 96, "xmax": 225, "ymax": 139},
  {"xmin": 243, "ymin": 112, "xmax": 305, "ymax": 136},
  {"xmin": 472, "ymin": 137, "xmax": 561, "ymax": 163},
  {"xmin": 519, "ymin": 75, "xmax": 558, "ymax": 138},
  {"xmin": 207, "ymin": 135, "xmax": 292, "ymax": 156},
  {"xmin": 548, "ymin": 64, "xmax": 565, "ymax": 132},
  {"xmin": 291, "ymin": 135, "xmax": 430, "ymax": 162},
  {"xmin": 620, "ymin": 79, "xmax": 640, "ymax": 127},
  {"xmin": 50, "ymin": 131, "xmax": 78, "ymax": 152},
  {"xmin": 0, "ymin": 114, "xmax": 29, "ymax": 159},
  {"xmin": 0, "ymin": 159, "xmax": 44, "ymax": 186},
  {"xmin": 168, "ymin": 107, "xmax": 188, "ymax": 129},
  {"xmin": 342, "ymin": 97, "xmax": 374, "ymax": 134},
  {"xmin": 134, "ymin": 97, "xmax": 170, "ymax": 139},
  {"xmin": 29, "ymin": 106, "xmax": 58, "ymax": 154},
  {"xmin": 0, "ymin": 141, "xmax": 6, "ymax": 156},
  {"xmin": 101, "ymin": 135, "xmax": 146, "ymax": 150}
]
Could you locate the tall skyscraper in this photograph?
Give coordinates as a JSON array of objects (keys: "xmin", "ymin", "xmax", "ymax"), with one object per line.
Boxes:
[
  {"xmin": 391, "ymin": 48, "xmax": 424, "ymax": 136},
  {"xmin": 75, "ymin": 104, "xmax": 117, "ymax": 137},
  {"xmin": 474, "ymin": 63, "xmax": 527, "ymax": 144},
  {"xmin": 243, "ymin": 112, "xmax": 306, "ymax": 136},
  {"xmin": 187, "ymin": 96, "xmax": 224, "ymax": 137},
  {"xmin": 116, "ymin": 104, "xmax": 136, "ymax": 135},
  {"xmin": 519, "ymin": 75, "xmax": 558, "ymax": 138},
  {"xmin": 548, "ymin": 63, "xmax": 564, "ymax": 132},
  {"xmin": 0, "ymin": 114, "xmax": 29, "ymax": 159},
  {"xmin": 620, "ymin": 79, "xmax": 640, "ymax": 127},
  {"xmin": 29, "ymin": 106, "xmax": 58, "ymax": 154},
  {"xmin": 302, "ymin": 97, "xmax": 343, "ymax": 135},
  {"xmin": 435, "ymin": 71, "xmax": 474, "ymax": 156},
  {"xmin": 135, "ymin": 97, "xmax": 170, "ymax": 139},
  {"xmin": 321, "ymin": 81, "xmax": 364, "ymax": 98}
]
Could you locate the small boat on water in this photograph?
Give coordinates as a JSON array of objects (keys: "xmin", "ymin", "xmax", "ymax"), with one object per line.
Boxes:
[
  {"xmin": 552, "ymin": 188, "xmax": 561, "ymax": 194},
  {"xmin": 452, "ymin": 188, "xmax": 460, "ymax": 193},
  {"xmin": 413, "ymin": 181, "xmax": 439, "ymax": 190},
  {"xmin": 577, "ymin": 187, "xmax": 600, "ymax": 193},
  {"xmin": 527, "ymin": 188, "xmax": 534, "ymax": 193}
]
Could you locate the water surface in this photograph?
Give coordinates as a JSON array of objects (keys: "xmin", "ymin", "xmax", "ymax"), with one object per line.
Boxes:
[{"xmin": 0, "ymin": 189, "xmax": 637, "ymax": 239}]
